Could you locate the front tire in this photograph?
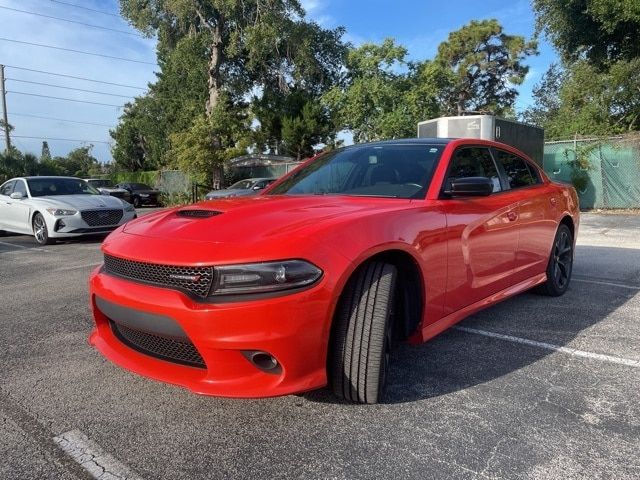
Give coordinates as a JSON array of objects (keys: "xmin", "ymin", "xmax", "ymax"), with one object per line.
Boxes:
[
  {"xmin": 537, "ymin": 223, "xmax": 573, "ymax": 296},
  {"xmin": 132, "ymin": 196, "xmax": 141, "ymax": 208},
  {"xmin": 329, "ymin": 261, "xmax": 397, "ymax": 404},
  {"xmin": 32, "ymin": 213, "xmax": 55, "ymax": 246}
]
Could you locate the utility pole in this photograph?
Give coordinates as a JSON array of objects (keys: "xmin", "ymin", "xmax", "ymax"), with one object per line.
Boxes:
[{"xmin": 0, "ymin": 64, "xmax": 11, "ymax": 152}]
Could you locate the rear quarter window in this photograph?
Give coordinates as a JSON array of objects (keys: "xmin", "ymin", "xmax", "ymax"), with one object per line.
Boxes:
[{"xmin": 494, "ymin": 150, "xmax": 540, "ymax": 189}]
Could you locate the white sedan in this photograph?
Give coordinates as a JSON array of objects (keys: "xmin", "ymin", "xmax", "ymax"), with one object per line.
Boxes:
[{"xmin": 0, "ymin": 176, "xmax": 137, "ymax": 245}]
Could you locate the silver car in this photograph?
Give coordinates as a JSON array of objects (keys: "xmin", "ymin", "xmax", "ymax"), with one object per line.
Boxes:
[
  {"xmin": 205, "ymin": 178, "xmax": 277, "ymax": 200},
  {"xmin": 0, "ymin": 176, "xmax": 137, "ymax": 245}
]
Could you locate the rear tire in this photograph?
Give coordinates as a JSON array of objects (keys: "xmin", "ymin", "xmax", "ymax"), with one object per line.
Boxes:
[
  {"xmin": 32, "ymin": 213, "xmax": 55, "ymax": 246},
  {"xmin": 329, "ymin": 261, "xmax": 398, "ymax": 404},
  {"xmin": 536, "ymin": 223, "xmax": 573, "ymax": 296}
]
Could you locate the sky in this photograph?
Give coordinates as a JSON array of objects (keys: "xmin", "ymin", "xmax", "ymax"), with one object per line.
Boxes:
[{"xmin": 0, "ymin": 0, "xmax": 557, "ymax": 163}]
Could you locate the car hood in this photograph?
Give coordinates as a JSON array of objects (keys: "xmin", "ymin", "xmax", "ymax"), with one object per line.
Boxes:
[
  {"xmin": 206, "ymin": 188, "xmax": 250, "ymax": 198},
  {"xmin": 122, "ymin": 195, "xmax": 411, "ymax": 244},
  {"xmin": 32, "ymin": 194, "xmax": 125, "ymax": 210}
]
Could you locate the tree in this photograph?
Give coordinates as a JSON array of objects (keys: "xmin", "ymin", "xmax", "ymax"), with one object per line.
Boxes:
[
  {"xmin": 520, "ymin": 63, "xmax": 565, "ymax": 128},
  {"xmin": 0, "ymin": 148, "xmax": 39, "ymax": 180},
  {"xmin": 40, "ymin": 141, "xmax": 51, "ymax": 162},
  {"xmin": 534, "ymin": 59, "xmax": 640, "ymax": 139},
  {"xmin": 533, "ymin": 0, "xmax": 640, "ymax": 66},
  {"xmin": 168, "ymin": 94, "xmax": 250, "ymax": 184},
  {"xmin": 432, "ymin": 19, "xmax": 537, "ymax": 116},
  {"xmin": 323, "ymin": 39, "xmax": 435, "ymax": 142},
  {"xmin": 53, "ymin": 146, "xmax": 100, "ymax": 177},
  {"xmin": 281, "ymin": 101, "xmax": 333, "ymax": 160},
  {"xmin": 119, "ymin": 0, "xmax": 345, "ymax": 115}
]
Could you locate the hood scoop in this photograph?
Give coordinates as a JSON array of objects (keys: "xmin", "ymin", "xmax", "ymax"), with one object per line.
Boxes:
[{"xmin": 176, "ymin": 209, "xmax": 222, "ymax": 218}]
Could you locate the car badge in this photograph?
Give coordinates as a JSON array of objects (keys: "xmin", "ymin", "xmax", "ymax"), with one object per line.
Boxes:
[{"xmin": 169, "ymin": 274, "xmax": 202, "ymax": 282}]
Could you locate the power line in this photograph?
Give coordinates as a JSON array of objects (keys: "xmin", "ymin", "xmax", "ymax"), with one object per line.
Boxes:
[
  {"xmin": 0, "ymin": 38, "xmax": 157, "ymax": 65},
  {"xmin": 49, "ymin": 0, "xmax": 121, "ymax": 18},
  {"xmin": 6, "ymin": 78, "xmax": 136, "ymax": 99},
  {"xmin": 10, "ymin": 135, "xmax": 112, "ymax": 144},
  {"xmin": 7, "ymin": 91, "xmax": 124, "ymax": 108},
  {"xmin": 10, "ymin": 112, "xmax": 115, "ymax": 128},
  {"xmin": 3, "ymin": 65, "xmax": 147, "ymax": 90},
  {"xmin": 0, "ymin": 6, "xmax": 142, "ymax": 37}
]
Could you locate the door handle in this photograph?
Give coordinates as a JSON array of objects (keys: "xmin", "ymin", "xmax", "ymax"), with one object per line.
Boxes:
[{"xmin": 507, "ymin": 211, "xmax": 518, "ymax": 222}]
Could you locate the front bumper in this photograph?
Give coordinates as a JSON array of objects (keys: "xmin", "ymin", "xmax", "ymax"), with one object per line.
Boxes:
[
  {"xmin": 47, "ymin": 210, "xmax": 136, "ymax": 238},
  {"xmin": 88, "ymin": 267, "xmax": 335, "ymax": 398}
]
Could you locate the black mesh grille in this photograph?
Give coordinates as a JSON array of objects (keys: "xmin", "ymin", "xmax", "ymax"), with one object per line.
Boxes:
[
  {"xmin": 176, "ymin": 209, "xmax": 222, "ymax": 218},
  {"xmin": 110, "ymin": 321, "xmax": 206, "ymax": 368},
  {"xmin": 81, "ymin": 209, "xmax": 123, "ymax": 226},
  {"xmin": 103, "ymin": 254, "xmax": 213, "ymax": 298}
]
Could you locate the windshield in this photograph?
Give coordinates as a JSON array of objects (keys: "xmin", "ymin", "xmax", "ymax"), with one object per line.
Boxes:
[
  {"xmin": 87, "ymin": 179, "xmax": 112, "ymax": 188},
  {"xmin": 27, "ymin": 178, "xmax": 101, "ymax": 197},
  {"xmin": 268, "ymin": 144, "xmax": 444, "ymax": 198},
  {"xmin": 229, "ymin": 180, "xmax": 253, "ymax": 190}
]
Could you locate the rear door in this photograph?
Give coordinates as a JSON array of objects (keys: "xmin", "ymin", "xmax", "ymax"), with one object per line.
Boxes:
[
  {"xmin": 441, "ymin": 146, "xmax": 521, "ymax": 314},
  {"xmin": 493, "ymin": 148, "xmax": 557, "ymax": 283}
]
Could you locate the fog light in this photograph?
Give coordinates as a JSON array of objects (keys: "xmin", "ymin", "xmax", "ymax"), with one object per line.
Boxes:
[{"xmin": 241, "ymin": 350, "xmax": 281, "ymax": 374}]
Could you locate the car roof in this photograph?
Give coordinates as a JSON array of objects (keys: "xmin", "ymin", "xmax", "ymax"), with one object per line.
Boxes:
[
  {"xmin": 343, "ymin": 138, "xmax": 453, "ymax": 149},
  {"xmin": 13, "ymin": 176, "xmax": 83, "ymax": 181}
]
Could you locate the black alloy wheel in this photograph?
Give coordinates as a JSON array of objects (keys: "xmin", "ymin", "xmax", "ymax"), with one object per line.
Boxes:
[{"xmin": 537, "ymin": 223, "xmax": 573, "ymax": 296}]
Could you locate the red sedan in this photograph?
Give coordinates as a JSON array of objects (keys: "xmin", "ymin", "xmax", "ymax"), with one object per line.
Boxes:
[{"xmin": 88, "ymin": 138, "xmax": 579, "ymax": 404}]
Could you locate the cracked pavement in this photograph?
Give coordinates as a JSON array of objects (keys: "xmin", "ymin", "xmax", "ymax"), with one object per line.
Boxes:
[{"xmin": 1, "ymin": 212, "xmax": 639, "ymax": 479}]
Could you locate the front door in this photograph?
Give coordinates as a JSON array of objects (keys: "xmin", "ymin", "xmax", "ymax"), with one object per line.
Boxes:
[{"xmin": 440, "ymin": 146, "xmax": 521, "ymax": 315}]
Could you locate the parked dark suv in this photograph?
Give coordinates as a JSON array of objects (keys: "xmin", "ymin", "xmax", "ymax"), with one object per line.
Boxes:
[{"xmin": 115, "ymin": 183, "xmax": 162, "ymax": 208}]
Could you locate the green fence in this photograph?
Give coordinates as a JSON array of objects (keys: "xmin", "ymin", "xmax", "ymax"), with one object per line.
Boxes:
[{"xmin": 543, "ymin": 138, "xmax": 640, "ymax": 209}]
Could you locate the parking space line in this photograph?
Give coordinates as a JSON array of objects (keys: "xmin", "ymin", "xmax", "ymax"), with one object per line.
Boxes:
[
  {"xmin": 0, "ymin": 240, "xmax": 50, "ymax": 253},
  {"xmin": 572, "ymin": 278, "xmax": 640, "ymax": 291},
  {"xmin": 54, "ymin": 429, "xmax": 144, "ymax": 480},
  {"xmin": 454, "ymin": 326, "xmax": 640, "ymax": 368}
]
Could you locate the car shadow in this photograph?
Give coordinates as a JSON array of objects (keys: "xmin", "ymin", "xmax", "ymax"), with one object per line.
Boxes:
[{"xmin": 304, "ymin": 245, "xmax": 639, "ymax": 405}]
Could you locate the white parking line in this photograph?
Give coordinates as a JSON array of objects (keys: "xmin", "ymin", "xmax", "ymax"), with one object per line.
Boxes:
[
  {"xmin": 572, "ymin": 278, "xmax": 640, "ymax": 290},
  {"xmin": 0, "ymin": 240, "xmax": 49, "ymax": 253},
  {"xmin": 54, "ymin": 429, "xmax": 144, "ymax": 480},
  {"xmin": 454, "ymin": 326, "xmax": 640, "ymax": 368}
]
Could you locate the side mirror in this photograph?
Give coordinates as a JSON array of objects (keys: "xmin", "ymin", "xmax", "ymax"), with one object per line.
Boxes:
[
  {"xmin": 445, "ymin": 177, "xmax": 494, "ymax": 197},
  {"xmin": 10, "ymin": 192, "xmax": 25, "ymax": 199}
]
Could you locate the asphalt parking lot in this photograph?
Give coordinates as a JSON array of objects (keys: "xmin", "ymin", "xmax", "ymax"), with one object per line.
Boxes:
[{"xmin": 1, "ymin": 211, "xmax": 638, "ymax": 480}]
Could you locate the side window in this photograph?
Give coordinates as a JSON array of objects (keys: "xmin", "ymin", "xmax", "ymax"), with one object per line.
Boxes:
[
  {"xmin": 494, "ymin": 150, "xmax": 540, "ymax": 189},
  {"xmin": 13, "ymin": 180, "xmax": 27, "ymax": 197},
  {"xmin": 0, "ymin": 181, "xmax": 15, "ymax": 196},
  {"xmin": 446, "ymin": 147, "xmax": 502, "ymax": 193}
]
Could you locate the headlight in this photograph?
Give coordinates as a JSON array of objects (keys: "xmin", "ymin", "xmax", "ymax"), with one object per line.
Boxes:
[
  {"xmin": 121, "ymin": 201, "xmax": 135, "ymax": 212},
  {"xmin": 139, "ymin": 194, "xmax": 149, "ymax": 198},
  {"xmin": 210, "ymin": 260, "xmax": 322, "ymax": 296},
  {"xmin": 46, "ymin": 208, "xmax": 77, "ymax": 216}
]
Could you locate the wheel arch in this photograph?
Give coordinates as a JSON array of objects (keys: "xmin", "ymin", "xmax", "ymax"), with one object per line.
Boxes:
[
  {"xmin": 559, "ymin": 215, "xmax": 575, "ymax": 240},
  {"xmin": 329, "ymin": 247, "xmax": 425, "ymax": 348}
]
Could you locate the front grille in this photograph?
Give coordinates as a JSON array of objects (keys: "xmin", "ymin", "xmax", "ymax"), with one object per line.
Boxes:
[
  {"xmin": 176, "ymin": 209, "xmax": 222, "ymax": 218},
  {"xmin": 103, "ymin": 254, "xmax": 214, "ymax": 298},
  {"xmin": 110, "ymin": 320, "xmax": 206, "ymax": 368},
  {"xmin": 81, "ymin": 209, "xmax": 123, "ymax": 226}
]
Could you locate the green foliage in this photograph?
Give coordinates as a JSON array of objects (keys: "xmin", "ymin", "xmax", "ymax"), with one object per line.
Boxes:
[
  {"xmin": 564, "ymin": 143, "xmax": 599, "ymax": 192},
  {"xmin": 168, "ymin": 95, "xmax": 250, "ymax": 184},
  {"xmin": 432, "ymin": 19, "xmax": 537, "ymax": 116},
  {"xmin": 110, "ymin": 170, "xmax": 160, "ymax": 186},
  {"xmin": 323, "ymin": 38, "xmax": 436, "ymax": 142},
  {"xmin": 526, "ymin": 59, "xmax": 640, "ymax": 139},
  {"xmin": 533, "ymin": 0, "xmax": 640, "ymax": 66},
  {"xmin": 110, "ymin": 34, "xmax": 209, "ymax": 171}
]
